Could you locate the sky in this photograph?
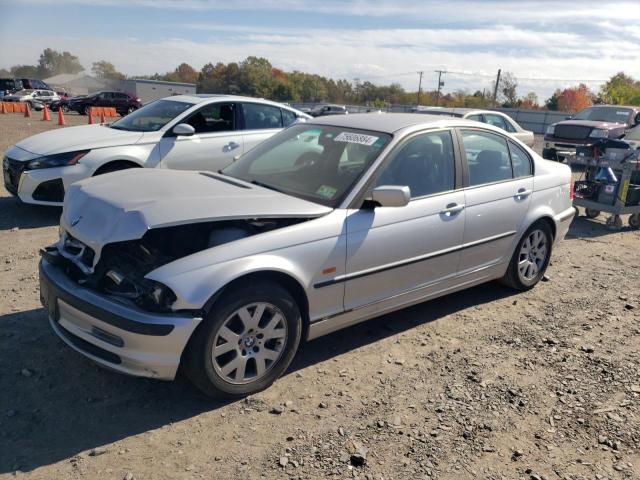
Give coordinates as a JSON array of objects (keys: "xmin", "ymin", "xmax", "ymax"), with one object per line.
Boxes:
[{"xmin": 1, "ymin": 0, "xmax": 639, "ymax": 101}]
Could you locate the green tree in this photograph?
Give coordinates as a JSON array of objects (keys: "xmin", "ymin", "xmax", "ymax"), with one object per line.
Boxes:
[
  {"xmin": 10, "ymin": 65, "xmax": 39, "ymax": 78},
  {"xmin": 91, "ymin": 60, "xmax": 125, "ymax": 80},
  {"xmin": 38, "ymin": 48, "xmax": 83, "ymax": 76},
  {"xmin": 599, "ymin": 72, "xmax": 640, "ymax": 105}
]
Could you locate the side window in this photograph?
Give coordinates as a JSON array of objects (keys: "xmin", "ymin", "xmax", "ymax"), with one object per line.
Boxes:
[
  {"xmin": 508, "ymin": 141, "xmax": 532, "ymax": 177},
  {"xmin": 461, "ymin": 129, "xmax": 512, "ymax": 186},
  {"xmin": 186, "ymin": 103, "xmax": 235, "ymax": 133},
  {"xmin": 376, "ymin": 130, "xmax": 455, "ymax": 199},
  {"xmin": 484, "ymin": 114, "xmax": 508, "ymax": 131},
  {"xmin": 282, "ymin": 109, "xmax": 297, "ymax": 127},
  {"xmin": 243, "ymin": 103, "xmax": 283, "ymax": 130},
  {"xmin": 467, "ymin": 114, "xmax": 483, "ymax": 122}
]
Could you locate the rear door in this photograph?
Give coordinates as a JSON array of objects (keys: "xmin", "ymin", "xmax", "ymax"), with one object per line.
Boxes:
[
  {"xmin": 159, "ymin": 101, "xmax": 243, "ymax": 172},
  {"xmin": 240, "ymin": 102, "xmax": 284, "ymax": 154},
  {"xmin": 458, "ymin": 128, "xmax": 534, "ymax": 273},
  {"xmin": 344, "ymin": 129, "xmax": 465, "ymax": 310}
]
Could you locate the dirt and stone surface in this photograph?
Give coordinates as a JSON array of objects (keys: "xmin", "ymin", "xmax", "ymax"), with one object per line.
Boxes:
[{"xmin": 0, "ymin": 113, "xmax": 638, "ymax": 480}]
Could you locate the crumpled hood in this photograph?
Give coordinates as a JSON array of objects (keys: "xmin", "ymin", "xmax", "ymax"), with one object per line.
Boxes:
[
  {"xmin": 13, "ymin": 124, "xmax": 144, "ymax": 156},
  {"xmin": 62, "ymin": 169, "xmax": 332, "ymax": 262}
]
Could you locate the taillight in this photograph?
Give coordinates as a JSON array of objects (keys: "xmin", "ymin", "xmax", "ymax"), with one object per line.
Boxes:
[{"xmin": 569, "ymin": 181, "xmax": 574, "ymax": 200}]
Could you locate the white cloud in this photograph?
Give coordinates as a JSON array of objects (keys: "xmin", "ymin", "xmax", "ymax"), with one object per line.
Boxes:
[{"xmin": 3, "ymin": 1, "xmax": 640, "ymax": 100}]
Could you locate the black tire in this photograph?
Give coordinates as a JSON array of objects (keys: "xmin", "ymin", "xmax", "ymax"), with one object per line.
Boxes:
[
  {"xmin": 83, "ymin": 105, "xmax": 92, "ymax": 115},
  {"xmin": 184, "ymin": 281, "xmax": 302, "ymax": 399},
  {"xmin": 585, "ymin": 208, "xmax": 600, "ymax": 219},
  {"xmin": 500, "ymin": 221, "xmax": 553, "ymax": 291},
  {"xmin": 127, "ymin": 106, "xmax": 136, "ymax": 114}
]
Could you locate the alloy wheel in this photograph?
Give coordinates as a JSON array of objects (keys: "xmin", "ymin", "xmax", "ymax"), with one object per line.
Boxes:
[
  {"xmin": 211, "ymin": 302, "xmax": 288, "ymax": 385},
  {"xmin": 517, "ymin": 229, "xmax": 548, "ymax": 282}
]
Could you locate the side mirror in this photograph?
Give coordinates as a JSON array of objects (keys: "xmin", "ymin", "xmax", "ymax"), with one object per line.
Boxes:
[
  {"xmin": 368, "ymin": 185, "xmax": 411, "ymax": 208},
  {"xmin": 173, "ymin": 123, "xmax": 195, "ymax": 136}
]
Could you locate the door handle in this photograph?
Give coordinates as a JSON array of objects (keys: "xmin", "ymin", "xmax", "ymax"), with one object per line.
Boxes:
[
  {"xmin": 440, "ymin": 203, "xmax": 465, "ymax": 216},
  {"xmin": 515, "ymin": 188, "xmax": 532, "ymax": 198},
  {"xmin": 223, "ymin": 141, "xmax": 240, "ymax": 152}
]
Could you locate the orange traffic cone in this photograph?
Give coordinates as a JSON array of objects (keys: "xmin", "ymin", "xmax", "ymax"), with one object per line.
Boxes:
[
  {"xmin": 88, "ymin": 107, "xmax": 94, "ymax": 124},
  {"xmin": 24, "ymin": 103, "xmax": 31, "ymax": 118},
  {"xmin": 57, "ymin": 107, "xmax": 66, "ymax": 126},
  {"xmin": 42, "ymin": 104, "xmax": 51, "ymax": 121},
  {"xmin": 100, "ymin": 110, "xmax": 106, "ymax": 124}
]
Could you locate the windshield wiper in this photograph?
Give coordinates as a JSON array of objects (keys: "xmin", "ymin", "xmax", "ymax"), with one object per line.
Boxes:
[
  {"xmin": 109, "ymin": 125, "xmax": 129, "ymax": 131},
  {"xmin": 249, "ymin": 179, "xmax": 284, "ymax": 193}
]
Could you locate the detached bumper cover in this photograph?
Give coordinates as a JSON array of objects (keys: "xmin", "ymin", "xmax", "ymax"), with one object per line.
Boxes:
[
  {"xmin": 39, "ymin": 258, "xmax": 202, "ymax": 380},
  {"xmin": 553, "ymin": 206, "xmax": 576, "ymax": 244}
]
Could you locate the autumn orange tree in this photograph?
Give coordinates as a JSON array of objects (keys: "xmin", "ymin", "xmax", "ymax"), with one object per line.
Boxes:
[{"xmin": 547, "ymin": 84, "xmax": 594, "ymax": 112}]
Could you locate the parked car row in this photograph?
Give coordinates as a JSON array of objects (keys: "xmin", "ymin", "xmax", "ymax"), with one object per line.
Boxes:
[{"xmin": 2, "ymin": 92, "xmax": 575, "ymax": 398}]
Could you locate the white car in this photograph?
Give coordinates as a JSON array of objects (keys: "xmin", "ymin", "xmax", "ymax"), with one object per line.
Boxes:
[
  {"xmin": 415, "ymin": 108, "xmax": 535, "ymax": 147},
  {"xmin": 3, "ymin": 95, "xmax": 311, "ymax": 205},
  {"xmin": 2, "ymin": 89, "xmax": 60, "ymax": 110}
]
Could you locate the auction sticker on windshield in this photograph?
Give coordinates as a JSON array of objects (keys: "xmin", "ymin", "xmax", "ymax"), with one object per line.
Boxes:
[{"xmin": 334, "ymin": 132, "xmax": 379, "ymax": 146}]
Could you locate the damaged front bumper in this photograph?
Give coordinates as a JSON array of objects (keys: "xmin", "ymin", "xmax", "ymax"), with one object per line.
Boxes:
[{"xmin": 39, "ymin": 256, "xmax": 202, "ymax": 380}]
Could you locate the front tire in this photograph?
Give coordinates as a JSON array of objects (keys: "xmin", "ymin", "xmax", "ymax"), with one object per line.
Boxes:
[
  {"xmin": 184, "ymin": 282, "xmax": 302, "ymax": 399},
  {"xmin": 500, "ymin": 222, "xmax": 552, "ymax": 291}
]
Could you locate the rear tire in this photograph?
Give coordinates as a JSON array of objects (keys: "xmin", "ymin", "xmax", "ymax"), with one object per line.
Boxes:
[
  {"xmin": 184, "ymin": 282, "xmax": 302, "ymax": 399},
  {"xmin": 500, "ymin": 222, "xmax": 553, "ymax": 291}
]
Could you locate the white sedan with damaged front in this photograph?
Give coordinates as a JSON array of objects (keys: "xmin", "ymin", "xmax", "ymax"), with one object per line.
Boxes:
[{"xmin": 39, "ymin": 114, "xmax": 575, "ymax": 398}]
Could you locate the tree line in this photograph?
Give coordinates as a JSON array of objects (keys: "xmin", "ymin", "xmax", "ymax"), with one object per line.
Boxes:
[{"xmin": 6, "ymin": 49, "xmax": 640, "ymax": 112}]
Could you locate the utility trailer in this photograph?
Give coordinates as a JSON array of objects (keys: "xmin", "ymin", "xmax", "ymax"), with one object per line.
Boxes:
[{"xmin": 568, "ymin": 147, "xmax": 640, "ymax": 231}]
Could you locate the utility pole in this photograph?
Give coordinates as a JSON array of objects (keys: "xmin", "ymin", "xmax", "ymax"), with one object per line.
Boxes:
[
  {"xmin": 435, "ymin": 70, "xmax": 446, "ymax": 106},
  {"xmin": 416, "ymin": 71, "xmax": 424, "ymax": 107},
  {"xmin": 492, "ymin": 69, "xmax": 502, "ymax": 105}
]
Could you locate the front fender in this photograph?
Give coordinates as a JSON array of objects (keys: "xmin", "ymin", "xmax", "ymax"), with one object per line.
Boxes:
[{"xmin": 146, "ymin": 233, "xmax": 347, "ymax": 323}]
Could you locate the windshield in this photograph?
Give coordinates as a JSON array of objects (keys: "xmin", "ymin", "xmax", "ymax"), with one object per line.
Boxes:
[
  {"xmin": 573, "ymin": 107, "xmax": 632, "ymax": 124},
  {"xmin": 222, "ymin": 124, "xmax": 391, "ymax": 207},
  {"xmin": 110, "ymin": 99, "xmax": 193, "ymax": 132}
]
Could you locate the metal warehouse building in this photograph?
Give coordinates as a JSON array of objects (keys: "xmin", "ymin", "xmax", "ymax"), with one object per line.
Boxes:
[{"xmin": 106, "ymin": 79, "xmax": 196, "ymax": 104}]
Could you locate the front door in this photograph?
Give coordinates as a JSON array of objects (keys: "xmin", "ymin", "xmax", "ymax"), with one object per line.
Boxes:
[
  {"xmin": 344, "ymin": 129, "xmax": 465, "ymax": 310},
  {"xmin": 159, "ymin": 102, "xmax": 243, "ymax": 172},
  {"xmin": 458, "ymin": 128, "xmax": 534, "ymax": 273}
]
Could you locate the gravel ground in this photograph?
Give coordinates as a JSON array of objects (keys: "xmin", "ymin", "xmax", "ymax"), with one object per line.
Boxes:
[{"xmin": 0, "ymin": 113, "xmax": 639, "ymax": 480}]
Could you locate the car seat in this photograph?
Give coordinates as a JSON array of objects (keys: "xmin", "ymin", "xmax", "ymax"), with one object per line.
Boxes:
[{"xmin": 471, "ymin": 150, "xmax": 511, "ymax": 185}]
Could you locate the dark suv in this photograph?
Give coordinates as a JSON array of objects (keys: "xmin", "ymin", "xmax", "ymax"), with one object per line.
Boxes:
[
  {"xmin": 68, "ymin": 91, "xmax": 142, "ymax": 116},
  {"xmin": 543, "ymin": 105, "xmax": 640, "ymax": 161}
]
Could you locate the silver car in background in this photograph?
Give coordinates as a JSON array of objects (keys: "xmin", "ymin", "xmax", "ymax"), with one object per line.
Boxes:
[
  {"xmin": 415, "ymin": 107, "xmax": 535, "ymax": 147},
  {"xmin": 39, "ymin": 114, "xmax": 574, "ymax": 398}
]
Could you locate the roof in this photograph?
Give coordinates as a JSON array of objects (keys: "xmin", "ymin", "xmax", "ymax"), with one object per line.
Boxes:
[
  {"xmin": 164, "ymin": 94, "xmax": 310, "ymax": 113},
  {"xmin": 305, "ymin": 113, "xmax": 474, "ymax": 134}
]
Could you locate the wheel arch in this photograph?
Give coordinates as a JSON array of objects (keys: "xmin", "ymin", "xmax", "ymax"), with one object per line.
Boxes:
[
  {"xmin": 92, "ymin": 159, "xmax": 143, "ymax": 176},
  {"xmin": 178, "ymin": 269, "xmax": 311, "ymax": 370},
  {"xmin": 202, "ymin": 270, "xmax": 310, "ymax": 333}
]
